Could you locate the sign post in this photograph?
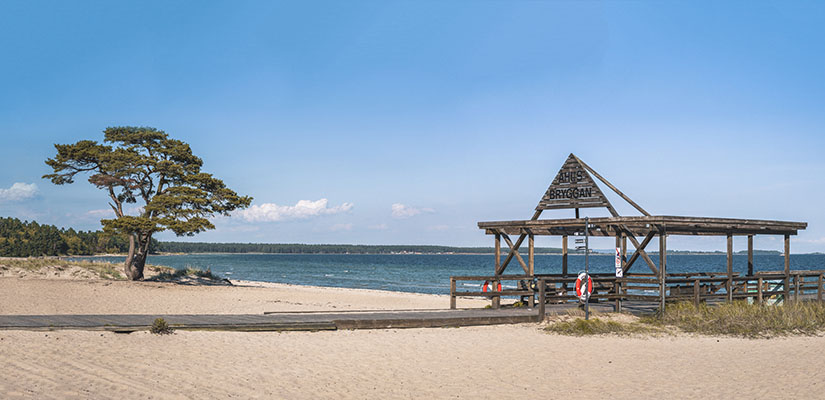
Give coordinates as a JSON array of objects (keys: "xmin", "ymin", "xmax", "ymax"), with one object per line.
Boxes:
[
  {"xmin": 615, "ymin": 247, "xmax": 623, "ymax": 278},
  {"xmin": 585, "ymin": 217, "xmax": 590, "ymax": 320}
]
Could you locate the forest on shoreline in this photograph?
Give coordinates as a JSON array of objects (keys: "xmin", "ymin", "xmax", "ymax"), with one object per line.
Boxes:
[{"xmin": 0, "ymin": 217, "xmax": 792, "ymax": 257}]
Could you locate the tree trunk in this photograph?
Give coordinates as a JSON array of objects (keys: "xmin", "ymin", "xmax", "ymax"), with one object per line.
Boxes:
[{"xmin": 123, "ymin": 232, "xmax": 152, "ymax": 280}]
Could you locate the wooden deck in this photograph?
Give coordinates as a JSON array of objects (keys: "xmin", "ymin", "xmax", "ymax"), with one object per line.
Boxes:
[{"xmin": 0, "ymin": 302, "xmax": 655, "ymax": 332}]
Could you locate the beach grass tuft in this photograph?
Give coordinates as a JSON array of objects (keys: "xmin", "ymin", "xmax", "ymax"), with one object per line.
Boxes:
[
  {"xmin": 546, "ymin": 316, "xmax": 664, "ymax": 336},
  {"xmin": 150, "ymin": 266, "xmax": 223, "ymax": 281},
  {"xmin": 150, "ymin": 317, "xmax": 174, "ymax": 335},
  {"xmin": 545, "ymin": 301, "xmax": 825, "ymax": 338},
  {"xmin": 0, "ymin": 258, "xmax": 126, "ymax": 279},
  {"xmin": 653, "ymin": 301, "xmax": 825, "ymax": 338}
]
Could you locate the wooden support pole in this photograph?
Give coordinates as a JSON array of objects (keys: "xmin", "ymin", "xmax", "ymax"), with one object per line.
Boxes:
[
  {"xmin": 693, "ymin": 279, "xmax": 700, "ymax": 307},
  {"xmin": 492, "ymin": 278, "xmax": 500, "ymax": 309},
  {"xmin": 562, "ymin": 235, "xmax": 568, "ymax": 280},
  {"xmin": 450, "ymin": 278, "xmax": 456, "ymax": 309},
  {"xmin": 747, "ymin": 235, "xmax": 754, "ymax": 276},
  {"xmin": 659, "ymin": 228, "xmax": 667, "ymax": 312},
  {"xmin": 757, "ymin": 276, "xmax": 763, "ymax": 305},
  {"xmin": 794, "ymin": 274, "xmax": 800, "ymax": 303},
  {"xmin": 784, "ymin": 234, "xmax": 790, "ymax": 275},
  {"xmin": 528, "ymin": 233, "xmax": 535, "ymax": 276},
  {"xmin": 727, "ymin": 234, "xmax": 733, "ymax": 302},
  {"xmin": 784, "ymin": 234, "xmax": 791, "ymax": 301},
  {"xmin": 537, "ymin": 278, "xmax": 546, "ymax": 322},
  {"xmin": 615, "ymin": 234, "xmax": 622, "ymax": 312},
  {"xmin": 619, "ymin": 233, "xmax": 626, "ymax": 312},
  {"xmin": 818, "ymin": 274, "xmax": 823, "ymax": 302},
  {"xmin": 494, "ymin": 233, "xmax": 501, "ymax": 274}
]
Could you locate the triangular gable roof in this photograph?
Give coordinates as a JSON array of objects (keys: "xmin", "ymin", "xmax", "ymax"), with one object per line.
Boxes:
[{"xmin": 536, "ymin": 153, "xmax": 612, "ymax": 211}]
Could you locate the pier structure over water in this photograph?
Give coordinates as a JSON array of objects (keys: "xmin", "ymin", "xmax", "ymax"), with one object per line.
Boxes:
[{"xmin": 451, "ymin": 153, "xmax": 824, "ymax": 313}]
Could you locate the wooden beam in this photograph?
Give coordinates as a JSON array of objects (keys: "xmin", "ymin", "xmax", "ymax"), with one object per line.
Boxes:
[
  {"xmin": 747, "ymin": 235, "xmax": 754, "ymax": 276},
  {"xmin": 615, "ymin": 233, "xmax": 622, "ymax": 312},
  {"xmin": 727, "ymin": 233, "xmax": 733, "ymax": 302},
  {"xmin": 562, "ymin": 235, "xmax": 568, "ymax": 278},
  {"xmin": 659, "ymin": 227, "xmax": 667, "ymax": 311},
  {"xmin": 784, "ymin": 234, "xmax": 790, "ymax": 276},
  {"xmin": 494, "ymin": 233, "xmax": 501, "ymax": 275},
  {"xmin": 623, "ymin": 230, "xmax": 658, "ymax": 275},
  {"xmin": 528, "ymin": 233, "xmax": 535, "ymax": 276},
  {"xmin": 501, "ymin": 233, "xmax": 529, "ymax": 274},
  {"xmin": 495, "ymin": 210, "xmax": 542, "ymax": 274},
  {"xmin": 573, "ymin": 154, "xmax": 651, "ymax": 216}
]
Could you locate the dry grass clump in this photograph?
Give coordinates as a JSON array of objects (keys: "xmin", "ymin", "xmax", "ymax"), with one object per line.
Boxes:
[
  {"xmin": 546, "ymin": 317, "xmax": 664, "ymax": 336},
  {"xmin": 655, "ymin": 301, "xmax": 825, "ymax": 338},
  {"xmin": 545, "ymin": 301, "xmax": 825, "ymax": 338},
  {"xmin": 0, "ymin": 258, "xmax": 126, "ymax": 279},
  {"xmin": 150, "ymin": 317, "xmax": 174, "ymax": 335},
  {"xmin": 148, "ymin": 266, "xmax": 222, "ymax": 281}
]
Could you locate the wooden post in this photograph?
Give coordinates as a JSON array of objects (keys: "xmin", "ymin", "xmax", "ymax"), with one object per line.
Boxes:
[
  {"xmin": 818, "ymin": 274, "xmax": 823, "ymax": 302},
  {"xmin": 450, "ymin": 278, "xmax": 456, "ymax": 309},
  {"xmin": 494, "ymin": 233, "xmax": 501, "ymax": 274},
  {"xmin": 784, "ymin": 234, "xmax": 790, "ymax": 301},
  {"xmin": 528, "ymin": 233, "xmax": 535, "ymax": 276},
  {"xmin": 727, "ymin": 233, "xmax": 733, "ymax": 302},
  {"xmin": 537, "ymin": 278, "xmax": 546, "ymax": 322},
  {"xmin": 562, "ymin": 235, "xmax": 568, "ymax": 287},
  {"xmin": 693, "ymin": 278, "xmax": 700, "ymax": 307},
  {"xmin": 492, "ymin": 278, "xmax": 500, "ymax": 309},
  {"xmin": 757, "ymin": 276, "xmax": 763, "ymax": 305},
  {"xmin": 794, "ymin": 274, "xmax": 800, "ymax": 303},
  {"xmin": 725, "ymin": 280, "xmax": 731, "ymax": 302},
  {"xmin": 615, "ymin": 233, "xmax": 622, "ymax": 312},
  {"xmin": 747, "ymin": 235, "xmax": 754, "ymax": 276},
  {"xmin": 659, "ymin": 228, "xmax": 667, "ymax": 312}
]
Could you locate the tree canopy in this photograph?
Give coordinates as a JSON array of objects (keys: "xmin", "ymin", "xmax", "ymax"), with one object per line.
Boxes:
[{"xmin": 43, "ymin": 126, "xmax": 251, "ymax": 279}]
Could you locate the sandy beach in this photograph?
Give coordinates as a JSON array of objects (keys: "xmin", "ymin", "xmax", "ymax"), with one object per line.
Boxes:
[{"xmin": 1, "ymin": 276, "xmax": 824, "ymax": 399}]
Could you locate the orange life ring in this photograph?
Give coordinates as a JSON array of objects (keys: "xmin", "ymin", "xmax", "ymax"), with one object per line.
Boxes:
[
  {"xmin": 482, "ymin": 280, "xmax": 502, "ymax": 292},
  {"xmin": 575, "ymin": 272, "xmax": 593, "ymax": 301}
]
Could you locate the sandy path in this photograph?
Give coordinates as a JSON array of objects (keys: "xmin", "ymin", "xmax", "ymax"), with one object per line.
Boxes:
[
  {"xmin": 0, "ymin": 278, "xmax": 485, "ymax": 314},
  {"xmin": 1, "ymin": 325, "xmax": 823, "ymax": 399}
]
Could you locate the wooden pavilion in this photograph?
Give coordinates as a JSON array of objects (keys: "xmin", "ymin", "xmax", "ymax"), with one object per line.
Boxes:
[{"xmin": 450, "ymin": 154, "xmax": 824, "ymax": 311}]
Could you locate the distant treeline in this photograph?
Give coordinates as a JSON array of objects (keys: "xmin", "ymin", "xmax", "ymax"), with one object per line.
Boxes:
[
  {"xmin": 0, "ymin": 217, "xmax": 157, "ymax": 257},
  {"xmin": 155, "ymin": 242, "xmax": 564, "ymax": 254}
]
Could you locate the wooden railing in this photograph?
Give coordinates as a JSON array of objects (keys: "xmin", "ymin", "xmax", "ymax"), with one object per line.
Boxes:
[{"xmin": 450, "ymin": 271, "xmax": 825, "ymax": 315}]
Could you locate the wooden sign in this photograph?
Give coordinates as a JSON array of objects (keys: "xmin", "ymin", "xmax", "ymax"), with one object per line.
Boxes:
[{"xmin": 536, "ymin": 154, "xmax": 611, "ymax": 210}]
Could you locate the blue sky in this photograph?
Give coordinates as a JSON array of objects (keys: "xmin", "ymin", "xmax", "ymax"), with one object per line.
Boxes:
[{"xmin": 1, "ymin": 1, "xmax": 824, "ymax": 252}]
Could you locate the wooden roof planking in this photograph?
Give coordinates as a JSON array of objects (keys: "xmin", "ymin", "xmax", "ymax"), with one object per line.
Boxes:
[
  {"xmin": 478, "ymin": 153, "xmax": 807, "ymax": 237},
  {"xmin": 479, "ymin": 215, "xmax": 807, "ymax": 237}
]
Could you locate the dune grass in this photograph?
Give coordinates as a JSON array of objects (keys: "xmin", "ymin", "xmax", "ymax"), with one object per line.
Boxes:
[
  {"xmin": 546, "ymin": 316, "xmax": 664, "ymax": 336},
  {"xmin": 653, "ymin": 301, "xmax": 825, "ymax": 338},
  {"xmin": 0, "ymin": 257, "xmax": 127, "ymax": 279},
  {"xmin": 545, "ymin": 301, "xmax": 825, "ymax": 338},
  {"xmin": 0, "ymin": 257, "xmax": 224, "ymax": 282},
  {"xmin": 148, "ymin": 266, "xmax": 223, "ymax": 281}
]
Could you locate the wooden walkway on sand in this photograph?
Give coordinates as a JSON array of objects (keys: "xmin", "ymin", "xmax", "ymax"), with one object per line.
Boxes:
[{"xmin": 0, "ymin": 301, "xmax": 657, "ymax": 332}]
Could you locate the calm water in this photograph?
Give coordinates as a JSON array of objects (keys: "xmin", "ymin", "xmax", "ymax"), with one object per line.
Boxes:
[{"xmin": 70, "ymin": 253, "xmax": 825, "ymax": 295}]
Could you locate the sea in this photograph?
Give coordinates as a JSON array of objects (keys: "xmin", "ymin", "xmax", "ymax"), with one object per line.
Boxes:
[{"xmin": 69, "ymin": 253, "xmax": 825, "ymax": 296}]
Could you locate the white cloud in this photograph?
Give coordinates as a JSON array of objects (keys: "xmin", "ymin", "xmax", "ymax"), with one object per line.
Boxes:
[
  {"xmin": 237, "ymin": 199, "xmax": 354, "ymax": 222},
  {"xmin": 391, "ymin": 203, "xmax": 434, "ymax": 219},
  {"xmin": 0, "ymin": 182, "xmax": 38, "ymax": 202}
]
